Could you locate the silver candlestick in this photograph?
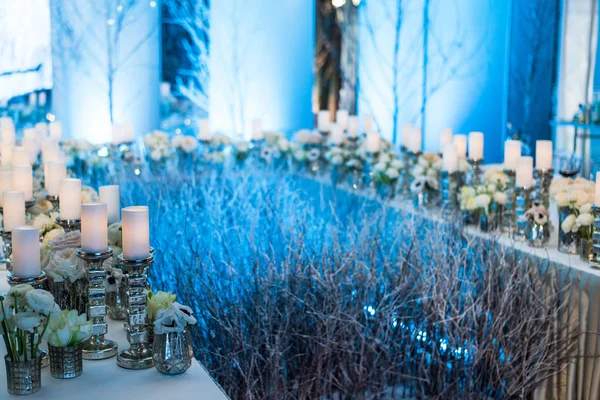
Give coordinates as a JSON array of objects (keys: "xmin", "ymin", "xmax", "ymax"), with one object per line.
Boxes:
[
  {"xmin": 7, "ymin": 271, "xmax": 47, "ymax": 289},
  {"xmin": 514, "ymin": 186, "xmax": 532, "ymax": 241},
  {"xmin": 76, "ymin": 248, "xmax": 118, "ymax": 360},
  {"xmin": 467, "ymin": 158, "xmax": 484, "ymax": 186},
  {"xmin": 440, "ymin": 170, "xmax": 460, "ymax": 217},
  {"xmin": 591, "ymin": 205, "xmax": 600, "ymax": 269},
  {"xmin": 56, "ymin": 217, "xmax": 81, "ymax": 233},
  {"xmin": 117, "ymin": 250, "xmax": 155, "ymax": 369},
  {"xmin": 533, "ymin": 168, "xmax": 554, "ymax": 209},
  {"xmin": 364, "ymin": 152, "xmax": 380, "ymax": 192},
  {"xmin": 0, "ymin": 230, "xmax": 12, "ymax": 271},
  {"xmin": 501, "ymin": 169, "xmax": 516, "ymax": 232},
  {"xmin": 400, "ymin": 148, "xmax": 419, "ymax": 197},
  {"xmin": 44, "ymin": 195, "xmax": 59, "ymax": 213},
  {"xmin": 24, "ymin": 199, "xmax": 36, "ymax": 218}
]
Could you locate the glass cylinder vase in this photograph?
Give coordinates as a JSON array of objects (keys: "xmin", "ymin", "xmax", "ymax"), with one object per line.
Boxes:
[
  {"xmin": 5, "ymin": 355, "xmax": 42, "ymax": 395},
  {"xmin": 47, "ymin": 277, "xmax": 88, "ymax": 318},
  {"xmin": 526, "ymin": 221, "xmax": 551, "ymax": 248},
  {"xmin": 479, "ymin": 211, "xmax": 498, "ymax": 232},
  {"xmin": 558, "ymin": 206, "xmax": 579, "ymax": 254},
  {"xmin": 580, "ymin": 238, "xmax": 594, "ymax": 262},
  {"xmin": 48, "ymin": 343, "xmax": 83, "ymax": 379},
  {"xmin": 152, "ymin": 329, "xmax": 194, "ymax": 375}
]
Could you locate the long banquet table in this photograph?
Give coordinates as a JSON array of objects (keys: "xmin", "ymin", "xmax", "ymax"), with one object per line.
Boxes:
[{"xmin": 0, "ymin": 270, "xmax": 229, "ymax": 400}]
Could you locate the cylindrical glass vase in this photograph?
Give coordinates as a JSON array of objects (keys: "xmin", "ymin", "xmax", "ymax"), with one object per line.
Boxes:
[
  {"xmin": 5, "ymin": 355, "xmax": 42, "ymax": 395},
  {"xmin": 48, "ymin": 343, "xmax": 83, "ymax": 379},
  {"xmin": 152, "ymin": 329, "xmax": 194, "ymax": 375},
  {"xmin": 558, "ymin": 206, "xmax": 579, "ymax": 254}
]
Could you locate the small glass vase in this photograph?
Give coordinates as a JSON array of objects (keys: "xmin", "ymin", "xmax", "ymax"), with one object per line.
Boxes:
[
  {"xmin": 376, "ymin": 182, "xmax": 396, "ymax": 201},
  {"xmin": 526, "ymin": 221, "xmax": 550, "ymax": 248},
  {"xmin": 412, "ymin": 190, "xmax": 432, "ymax": 208},
  {"xmin": 558, "ymin": 206, "xmax": 579, "ymax": 254},
  {"xmin": 347, "ymin": 170, "xmax": 363, "ymax": 190},
  {"xmin": 479, "ymin": 211, "xmax": 498, "ymax": 232},
  {"xmin": 48, "ymin": 343, "xmax": 83, "ymax": 379},
  {"xmin": 152, "ymin": 329, "xmax": 194, "ymax": 375},
  {"xmin": 580, "ymin": 238, "xmax": 594, "ymax": 262},
  {"xmin": 47, "ymin": 277, "xmax": 88, "ymax": 316},
  {"xmin": 5, "ymin": 354, "xmax": 42, "ymax": 395}
]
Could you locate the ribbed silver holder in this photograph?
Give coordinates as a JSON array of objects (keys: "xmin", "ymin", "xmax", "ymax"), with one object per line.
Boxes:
[
  {"xmin": 56, "ymin": 217, "xmax": 81, "ymax": 233},
  {"xmin": 514, "ymin": 186, "xmax": 532, "ymax": 241},
  {"xmin": 501, "ymin": 169, "xmax": 516, "ymax": 232},
  {"xmin": 467, "ymin": 158, "xmax": 484, "ymax": 186},
  {"xmin": 440, "ymin": 170, "xmax": 460, "ymax": 216},
  {"xmin": 76, "ymin": 248, "xmax": 118, "ymax": 360},
  {"xmin": 48, "ymin": 343, "xmax": 83, "ymax": 379},
  {"xmin": 0, "ymin": 229, "xmax": 12, "ymax": 271},
  {"xmin": 400, "ymin": 148, "xmax": 420, "ymax": 197},
  {"xmin": 364, "ymin": 151, "xmax": 380, "ymax": 191},
  {"xmin": 7, "ymin": 271, "xmax": 46, "ymax": 289},
  {"xmin": 117, "ymin": 249, "xmax": 155, "ymax": 369},
  {"xmin": 45, "ymin": 194, "xmax": 59, "ymax": 213},
  {"xmin": 590, "ymin": 206, "xmax": 600, "ymax": 269},
  {"xmin": 533, "ymin": 168, "xmax": 553, "ymax": 209}
]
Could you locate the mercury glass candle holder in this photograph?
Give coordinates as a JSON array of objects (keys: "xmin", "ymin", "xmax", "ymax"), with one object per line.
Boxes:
[
  {"xmin": 590, "ymin": 205, "xmax": 600, "ymax": 269},
  {"xmin": 440, "ymin": 170, "xmax": 460, "ymax": 216},
  {"xmin": 76, "ymin": 248, "xmax": 118, "ymax": 360},
  {"xmin": 7, "ymin": 271, "xmax": 47, "ymax": 289},
  {"xmin": 44, "ymin": 194, "xmax": 59, "ymax": 213},
  {"xmin": 467, "ymin": 158, "xmax": 484, "ymax": 186},
  {"xmin": 0, "ymin": 230, "xmax": 12, "ymax": 271},
  {"xmin": 399, "ymin": 148, "xmax": 419, "ymax": 197},
  {"xmin": 56, "ymin": 217, "xmax": 81, "ymax": 233},
  {"xmin": 514, "ymin": 186, "xmax": 532, "ymax": 241},
  {"xmin": 533, "ymin": 168, "xmax": 554, "ymax": 209},
  {"xmin": 364, "ymin": 152, "xmax": 380, "ymax": 192},
  {"xmin": 117, "ymin": 249, "xmax": 155, "ymax": 370},
  {"xmin": 501, "ymin": 169, "xmax": 516, "ymax": 232}
]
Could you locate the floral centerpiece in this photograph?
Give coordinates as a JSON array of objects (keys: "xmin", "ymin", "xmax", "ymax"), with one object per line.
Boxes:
[
  {"xmin": 147, "ymin": 291, "xmax": 177, "ymax": 345},
  {"xmin": 202, "ymin": 133, "xmax": 231, "ymax": 166},
  {"xmin": 371, "ymin": 153, "xmax": 402, "ymax": 200},
  {"xmin": 46, "ymin": 309, "xmax": 92, "ymax": 379},
  {"xmin": 410, "ymin": 152, "xmax": 442, "ymax": 207},
  {"xmin": 153, "ymin": 302, "xmax": 197, "ymax": 375},
  {"xmin": 143, "ymin": 130, "xmax": 172, "ymax": 164},
  {"xmin": 171, "ymin": 135, "xmax": 199, "ymax": 171},
  {"xmin": 292, "ymin": 129, "xmax": 323, "ymax": 172},
  {"xmin": 520, "ymin": 202, "xmax": 551, "ymax": 247}
]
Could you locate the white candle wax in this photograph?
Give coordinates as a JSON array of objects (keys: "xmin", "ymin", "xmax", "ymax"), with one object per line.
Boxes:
[
  {"xmin": 442, "ymin": 144, "xmax": 458, "ymax": 172},
  {"xmin": 516, "ymin": 156, "xmax": 534, "ymax": 188},
  {"xmin": 347, "ymin": 116, "xmax": 360, "ymax": 138},
  {"xmin": 453, "ymin": 134, "xmax": 467, "ymax": 158},
  {"xmin": 0, "ymin": 117, "xmax": 14, "ymax": 132},
  {"xmin": 251, "ymin": 119, "xmax": 264, "ymax": 140},
  {"xmin": 46, "ymin": 160, "xmax": 67, "ymax": 197},
  {"xmin": 503, "ymin": 140, "xmax": 521, "ymax": 171},
  {"xmin": 363, "ymin": 115, "xmax": 373, "ymax": 134},
  {"xmin": 99, "ymin": 185, "xmax": 120, "ymax": 224},
  {"xmin": 122, "ymin": 206, "xmax": 150, "ymax": 260},
  {"xmin": 402, "ymin": 124, "xmax": 414, "ymax": 148},
  {"xmin": 49, "ymin": 121, "xmax": 62, "ymax": 141},
  {"xmin": 81, "ymin": 203, "xmax": 108, "ymax": 253},
  {"xmin": 407, "ymin": 126, "xmax": 422, "ymax": 153},
  {"xmin": 22, "ymin": 137, "xmax": 39, "ymax": 164},
  {"xmin": 198, "ymin": 119, "xmax": 211, "ymax": 140},
  {"xmin": 112, "ymin": 124, "xmax": 123, "ymax": 145},
  {"xmin": 12, "ymin": 147, "xmax": 30, "ymax": 165},
  {"xmin": 38, "ymin": 92, "xmax": 47, "ymax": 107},
  {"xmin": 59, "ymin": 178, "xmax": 82, "ymax": 220},
  {"xmin": 336, "ymin": 110, "xmax": 349, "ymax": 130},
  {"xmin": 1, "ymin": 143, "xmax": 13, "ymax": 166},
  {"xmin": 123, "ymin": 122, "xmax": 134, "ymax": 142},
  {"xmin": 0, "ymin": 169, "xmax": 12, "ymax": 206},
  {"xmin": 34, "ymin": 122, "xmax": 48, "ymax": 139},
  {"xmin": 317, "ymin": 110, "xmax": 331, "ymax": 132},
  {"xmin": 12, "ymin": 164, "xmax": 32, "ymax": 200},
  {"xmin": 535, "ymin": 140, "xmax": 553, "ymax": 170},
  {"xmin": 468, "ymin": 131, "xmax": 484, "ymax": 160},
  {"xmin": 160, "ymin": 82, "xmax": 171, "ymax": 98},
  {"xmin": 596, "ymin": 172, "xmax": 600, "ymax": 206},
  {"xmin": 2, "ymin": 125, "xmax": 15, "ymax": 145},
  {"xmin": 439, "ymin": 128, "xmax": 453, "ymax": 152},
  {"xmin": 28, "ymin": 92, "xmax": 37, "ymax": 107},
  {"xmin": 3, "ymin": 191, "xmax": 25, "ymax": 232},
  {"xmin": 329, "ymin": 123, "xmax": 344, "ymax": 145},
  {"xmin": 365, "ymin": 131, "xmax": 381, "ymax": 153},
  {"xmin": 12, "ymin": 226, "xmax": 40, "ymax": 278}
]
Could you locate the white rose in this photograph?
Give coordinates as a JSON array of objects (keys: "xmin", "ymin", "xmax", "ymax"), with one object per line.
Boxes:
[
  {"xmin": 47, "ymin": 323, "xmax": 72, "ymax": 347},
  {"xmin": 378, "ymin": 153, "xmax": 391, "ymax": 163},
  {"xmin": 171, "ymin": 135, "xmax": 184, "ymax": 149},
  {"xmin": 385, "ymin": 168, "xmax": 400, "ymax": 180},
  {"xmin": 561, "ymin": 214, "xmax": 577, "ymax": 233},
  {"xmin": 412, "ymin": 164, "xmax": 425, "ymax": 177},
  {"xmin": 8, "ymin": 284, "xmax": 34, "ymax": 303},
  {"xmin": 426, "ymin": 168, "xmax": 437, "ymax": 178},
  {"xmin": 466, "ymin": 197, "xmax": 477, "ymax": 211},
  {"xmin": 25, "ymin": 289, "xmax": 56, "ymax": 315},
  {"xmin": 554, "ymin": 191, "xmax": 569, "ymax": 207},
  {"xmin": 373, "ymin": 162, "xmax": 387, "ymax": 172},
  {"xmin": 580, "ymin": 203, "xmax": 593, "ymax": 214},
  {"xmin": 576, "ymin": 212, "xmax": 594, "ymax": 227},
  {"xmin": 475, "ymin": 194, "xmax": 491, "ymax": 209},
  {"xmin": 493, "ymin": 191, "xmax": 508, "ymax": 205},
  {"xmin": 150, "ymin": 149, "xmax": 163, "ymax": 162},
  {"xmin": 390, "ymin": 159, "xmax": 403, "ymax": 169},
  {"xmin": 14, "ymin": 312, "xmax": 43, "ymax": 332},
  {"xmin": 45, "ymin": 248, "xmax": 86, "ymax": 283},
  {"xmin": 181, "ymin": 136, "xmax": 199, "ymax": 153}
]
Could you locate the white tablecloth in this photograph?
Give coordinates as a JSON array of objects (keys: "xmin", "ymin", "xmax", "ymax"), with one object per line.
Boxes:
[{"xmin": 0, "ymin": 271, "xmax": 229, "ymax": 400}]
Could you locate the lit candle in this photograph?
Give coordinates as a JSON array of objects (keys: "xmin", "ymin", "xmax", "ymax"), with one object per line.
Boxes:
[
  {"xmin": 12, "ymin": 147, "xmax": 30, "ymax": 165},
  {"xmin": 468, "ymin": 131, "xmax": 484, "ymax": 160},
  {"xmin": 1, "ymin": 119, "xmax": 15, "ymax": 144},
  {"xmin": 596, "ymin": 172, "xmax": 600, "ymax": 206},
  {"xmin": 535, "ymin": 140, "xmax": 553, "ymax": 170},
  {"xmin": 402, "ymin": 124, "xmax": 414, "ymax": 148},
  {"xmin": 364, "ymin": 115, "xmax": 373, "ymax": 134},
  {"xmin": 12, "ymin": 226, "xmax": 40, "ymax": 278},
  {"xmin": 3, "ymin": 191, "xmax": 25, "ymax": 232},
  {"xmin": 0, "ymin": 169, "xmax": 11, "ymax": 206},
  {"xmin": 317, "ymin": 110, "xmax": 331, "ymax": 132},
  {"xmin": 59, "ymin": 178, "xmax": 82, "ymax": 220},
  {"xmin": 122, "ymin": 206, "xmax": 150, "ymax": 260},
  {"xmin": 34, "ymin": 123, "xmax": 48, "ymax": 139},
  {"xmin": 442, "ymin": 144, "xmax": 458, "ymax": 173},
  {"xmin": 336, "ymin": 110, "xmax": 349, "ymax": 130},
  {"xmin": 12, "ymin": 164, "xmax": 32, "ymax": 200},
  {"xmin": 112, "ymin": 124, "xmax": 123, "ymax": 145},
  {"xmin": 198, "ymin": 119, "xmax": 211, "ymax": 140},
  {"xmin": 1, "ymin": 143, "xmax": 13, "ymax": 166},
  {"xmin": 347, "ymin": 116, "xmax": 360, "ymax": 138},
  {"xmin": 28, "ymin": 92, "xmax": 37, "ymax": 107},
  {"xmin": 453, "ymin": 134, "xmax": 467, "ymax": 158},
  {"xmin": 407, "ymin": 126, "xmax": 422, "ymax": 153},
  {"xmin": 251, "ymin": 119, "xmax": 264, "ymax": 140},
  {"xmin": 504, "ymin": 140, "xmax": 521, "ymax": 171},
  {"xmin": 365, "ymin": 131, "xmax": 381, "ymax": 153},
  {"xmin": 123, "ymin": 123, "xmax": 134, "ymax": 142},
  {"xmin": 49, "ymin": 121, "xmax": 62, "ymax": 141},
  {"xmin": 38, "ymin": 92, "xmax": 47, "ymax": 107},
  {"xmin": 81, "ymin": 203, "xmax": 108, "ymax": 253},
  {"xmin": 516, "ymin": 156, "xmax": 534, "ymax": 188},
  {"xmin": 439, "ymin": 128, "xmax": 453, "ymax": 152},
  {"xmin": 329, "ymin": 123, "xmax": 344, "ymax": 145},
  {"xmin": 46, "ymin": 160, "xmax": 67, "ymax": 197},
  {"xmin": 99, "ymin": 185, "xmax": 120, "ymax": 224}
]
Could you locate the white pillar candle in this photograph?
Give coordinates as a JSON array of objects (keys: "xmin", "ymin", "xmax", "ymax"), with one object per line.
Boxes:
[
  {"xmin": 595, "ymin": 172, "xmax": 600, "ymax": 206},
  {"xmin": 3, "ymin": 191, "xmax": 25, "ymax": 232},
  {"xmin": 442, "ymin": 144, "xmax": 458, "ymax": 173},
  {"xmin": 535, "ymin": 140, "xmax": 553, "ymax": 170},
  {"xmin": 11, "ymin": 147, "xmax": 30, "ymax": 165},
  {"xmin": 336, "ymin": 110, "xmax": 349, "ymax": 130},
  {"xmin": 329, "ymin": 123, "xmax": 344, "ymax": 145},
  {"xmin": 22, "ymin": 137, "xmax": 39, "ymax": 164},
  {"xmin": 504, "ymin": 140, "xmax": 521, "ymax": 171},
  {"xmin": 401, "ymin": 124, "xmax": 414, "ymax": 148},
  {"xmin": 12, "ymin": 226, "xmax": 40, "ymax": 278},
  {"xmin": 198, "ymin": 119, "xmax": 211, "ymax": 140},
  {"xmin": 0, "ymin": 117, "xmax": 14, "ymax": 133},
  {"xmin": 34, "ymin": 123, "xmax": 48, "ymax": 139},
  {"xmin": 1, "ymin": 143, "xmax": 13, "ymax": 166},
  {"xmin": 99, "ymin": 185, "xmax": 120, "ymax": 224},
  {"xmin": 123, "ymin": 122, "xmax": 134, "ymax": 142},
  {"xmin": 347, "ymin": 116, "xmax": 359, "ymax": 138},
  {"xmin": 516, "ymin": 156, "xmax": 534, "ymax": 188},
  {"xmin": 251, "ymin": 119, "xmax": 264, "ymax": 140},
  {"xmin": 59, "ymin": 178, "xmax": 82, "ymax": 220},
  {"xmin": 28, "ymin": 92, "xmax": 37, "ymax": 107},
  {"xmin": 317, "ymin": 110, "xmax": 331, "ymax": 132},
  {"xmin": 46, "ymin": 160, "xmax": 67, "ymax": 197},
  {"xmin": 49, "ymin": 121, "xmax": 63, "ymax": 141},
  {"xmin": 453, "ymin": 134, "xmax": 467, "ymax": 158},
  {"xmin": 122, "ymin": 206, "xmax": 150, "ymax": 260},
  {"xmin": 365, "ymin": 131, "xmax": 381, "ymax": 153},
  {"xmin": 81, "ymin": 203, "xmax": 108, "ymax": 253},
  {"xmin": 0, "ymin": 169, "xmax": 11, "ymax": 206},
  {"xmin": 468, "ymin": 131, "xmax": 484, "ymax": 160},
  {"xmin": 112, "ymin": 124, "xmax": 123, "ymax": 145},
  {"xmin": 38, "ymin": 92, "xmax": 47, "ymax": 107},
  {"xmin": 363, "ymin": 115, "xmax": 373, "ymax": 134},
  {"xmin": 407, "ymin": 126, "xmax": 422, "ymax": 153},
  {"xmin": 160, "ymin": 82, "xmax": 171, "ymax": 98},
  {"xmin": 2, "ymin": 126, "xmax": 15, "ymax": 145},
  {"xmin": 12, "ymin": 164, "xmax": 32, "ymax": 200},
  {"xmin": 439, "ymin": 128, "xmax": 453, "ymax": 152}
]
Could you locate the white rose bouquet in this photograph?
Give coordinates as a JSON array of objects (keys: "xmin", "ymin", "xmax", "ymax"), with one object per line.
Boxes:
[
  {"xmin": 232, "ymin": 141, "xmax": 251, "ymax": 162},
  {"xmin": 42, "ymin": 231, "xmax": 86, "ymax": 283},
  {"xmin": 460, "ymin": 178, "xmax": 508, "ymax": 215},
  {"xmin": 522, "ymin": 203, "xmax": 550, "ymax": 226},
  {"xmin": 372, "ymin": 154, "xmax": 402, "ymax": 186},
  {"xmin": 171, "ymin": 135, "xmax": 199, "ymax": 155},
  {"xmin": 147, "ymin": 291, "xmax": 177, "ymax": 324},
  {"xmin": 45, "ymin": 309, "xmax": 92, "ymax": 348},
  {"xmin": 143, "ymin": 130, "xmax": 172, "ymax": 163},
  {"xmin": 0, "ymin": 285, "xmax": 59, "ymax": 361},
  {"xmin": 410, "ymin": 152, "xmax": 441, "ymax": 194},
  {"xmin": 154, "ymin": 302, "xmax": 197, "ymax": 335},
  {"xmin": 324, "ymin": 146, "xmax": 349, "ymax": 167}
]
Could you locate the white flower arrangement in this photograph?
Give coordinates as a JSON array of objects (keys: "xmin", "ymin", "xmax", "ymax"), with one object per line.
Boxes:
[
  {"xmin": 45, "ymin": 309, "xmax": 92, "ymax": 347},
  {"xmin": 460, "ymin": 179, "xmax": 508, "ymax": 215},
  {"xmin": 410, "ymin": 152, "xmax": 441, "ymax": 193},
  {"xmin": 293, "ymin": 129, "xmax": 323, "ymax": 145},
  {"xmin": 82, "ymin": 185, "xmax": 99, "ymax": 203},
  {"xmin": 144, "ymin": 130, "xmax": 172, "ymax": 162},
  {"xmin": 0, "ymin": 285, "xmax": 59, "ymax": 361},
  {"xmin": 42, "ymin": 231, "xmax": 86, "ymax": 283},
  {"xmin": 154, "ymin": 302, "xmax": 197, "ymax": 335},
  {"xmin": 147, "ymin": 291, "xmax": 177, "ymax": 324},
  {"xmin": 372, "ymin": 154, "xmax": 401, "ymax": 186},
  {"xmin": 172, "ymin": 135, "xmax": 199, "ymax": 154},
  {"xmin": 522, "ymin": 203, "xmax": 550, "ymax": 226},
  {"xmin": 324, "ymin": 146, "xmax": 348, "ymax": 167}
]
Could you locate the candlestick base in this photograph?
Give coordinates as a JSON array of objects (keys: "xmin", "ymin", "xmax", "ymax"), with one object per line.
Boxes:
[
  {"xmin": 44, "ymin": 195, "xmax": 59, "ymax": 213},
  {"xmin": 7, "ymin": 271, "xmax": 46, "ymax": 289},
  {"xmin": 467, "ymin": 159, "xmax": 484, "ymax": 186},
  {"xmin": 56, "ymin": 217, "xmax": 81, "ymax": 233},
  {"xmin": 24, "ymin": 199, "xmax": 36, "ymax": 210},
  {"xmin": 533, "ymin": 169, "xmax": 554, "ymax": 209}
]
